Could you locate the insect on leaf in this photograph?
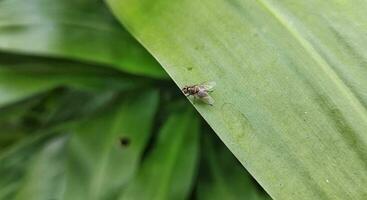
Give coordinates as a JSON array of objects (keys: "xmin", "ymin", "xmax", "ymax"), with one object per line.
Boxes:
[
  {"xmin": 199, "ymin": 81, "xmax": 216, "ymax": 92},
  {"xmin": 107, "ymin": 0, "xmax": 367, "ymax": 199}
]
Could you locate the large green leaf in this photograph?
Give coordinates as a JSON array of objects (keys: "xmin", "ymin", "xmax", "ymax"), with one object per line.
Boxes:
[
  {"xmin": 107, "ymin": 0, "xmax": 367, "ymax": 199},
  {"xmin": 120, "ymin": 107, "xmax": 199, "ymax": 200},
  {"xmin": 63, "ymin": 90, "xmax": 159, "ymax": 200},
  {"xmin": 0, "ymin": 0, "xmax": 166, "ymax": 78}
]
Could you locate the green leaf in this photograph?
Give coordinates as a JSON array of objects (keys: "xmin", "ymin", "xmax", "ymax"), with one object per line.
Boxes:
[
  {"xmin": 0, "ymin": 88, "xmax": 120, "ymax": 147},
  {"xmin": 0, "ymin": 131, "xmax": 62, "ymax": 199},
  {"xmin": 0, "ymin": 90, "xmax": 159, "ymax": 200},
  {"xmin": 0, "ymin": 53, "xmax": 144, "ymax": 107},
  {"xmin": 107, "ymin": 0, "xmax": 367, "ymax": 199},
  {"xmin": 197, "ymin": 132, "xmax": 270, "ymax": 200},
  {"xmin": 0, "ymin": 0, "xmax": 166, "ymax": 78},
  {"xmin": 63, "ymin": 90, "xmax": 159, "ymax": 200},
  {"xmin": 120, "ymin": 107, "xmax": 199, "ymax": 200},
  {"xmin": 0, "ymin": 98, "xmax": 42, "ymax": 150},
  {"xmin": 13, "ymin": 136, "xmax": 67, "ymax": 200}
]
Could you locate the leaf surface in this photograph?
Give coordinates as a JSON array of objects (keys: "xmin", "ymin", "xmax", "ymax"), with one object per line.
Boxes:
[
  {"xmin": 197, "ymin": 132, "xmax": 270, "ymax": 200},
  {"xmin": 0, "ymin": 0, "xmax": 166, "ymax": 78},
  {"xmin": 0, "ymin": 53, "xmax": 143, "ymax": 107},
  {"xmin": 120, "ymin": 108, "xmax": 199, "ymax": 200},
  {"xmin": 0, "ymin": 131, "xmax": 63, "ymax": 200},
  {"xmin": 63, "ymin": 90, "xmax": 159, "ymax": 200},
  {"xmin": 13, "ymin": 136, "xmax": 67, "ymax": 200},
  {"xmin": 107, "ymin": 0, "xmax": 367, "ymax": 199}
]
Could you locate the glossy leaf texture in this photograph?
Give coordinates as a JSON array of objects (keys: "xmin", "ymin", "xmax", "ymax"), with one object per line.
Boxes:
[
  {"xmin": 120, "ymin": 108, "xmax": 199, "ymax": 200},
  {"xmin": 0, "ymin": 0, "xmax": 166, "ymax": 78},
  {"xmin": 107, "ymin": 0, "xmax": 367, "ymax": 199}
]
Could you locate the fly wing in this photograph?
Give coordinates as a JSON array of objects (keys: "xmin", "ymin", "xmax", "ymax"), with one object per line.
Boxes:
[
  {"xmin": 200, "ymin": 95, "xmax": 215, "ymax": 105},
  {"xmin": 199, "ymin": 81, "xmax": 216, "ymax": 91}
]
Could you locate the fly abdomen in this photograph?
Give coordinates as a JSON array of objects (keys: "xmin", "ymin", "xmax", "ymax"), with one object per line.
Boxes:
[{"xmin": 197, "ymin": 90, "xmax": 208, "ymax": 97}]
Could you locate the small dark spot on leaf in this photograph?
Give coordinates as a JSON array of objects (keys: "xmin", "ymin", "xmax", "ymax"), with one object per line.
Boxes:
[
  {"xmin": 252, "ymin": 32, "xmax": 259, "ymax": 37},
  {"xmin": 187, "ymin": 67, "xmax": 193, "ymax": 71},
  {"xmin": 119, "ymin": 137, "xmax": 131, "ymax": 147}
]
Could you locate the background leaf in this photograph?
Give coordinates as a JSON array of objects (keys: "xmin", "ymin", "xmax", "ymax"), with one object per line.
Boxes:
[
  {"xmin": 107, "ymin": 0, "xmax": 367, "ymax": 199},
  {"xmin": 0, "ymin": 53, "xmax": 145, "ymax": 107},
  {"xmin": 0, "ymin": 90, "xmax": 162, "ymax": 200},
  {"xmin": 64, "ymin": 90, "xmax": 159, "ymax": 200},
  {"xmin": 0, "ymin": 130, "xmax": 65, "ymax": 199},
  {"xmin": 120, "ymin": 107, "xmax": 199, "ymax": 200},
  {"xmin": 13, "ymin": 135, "xmax": 67, "ymax": 200},
  {"xmin": 197, "ymin": 132, "xmax": 270, "ymax": 200},
  {"xmin": 0, "ymin": 0, "xmax": 166, "ymax": 78}
]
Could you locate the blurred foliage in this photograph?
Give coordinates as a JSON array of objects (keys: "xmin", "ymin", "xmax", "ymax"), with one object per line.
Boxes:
[
  {"xmin": 0, "ymin": 0, "xmax": 166, "ymax": 78},
  {"xmin": 0, "ymin": 0, "xmax": 269, "ymax": 199}
]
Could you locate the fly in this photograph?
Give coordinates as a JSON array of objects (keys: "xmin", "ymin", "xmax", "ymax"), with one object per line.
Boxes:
[{"xmin": 181, "ymin": 81, "xmax": 216, "ymax": 105}]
